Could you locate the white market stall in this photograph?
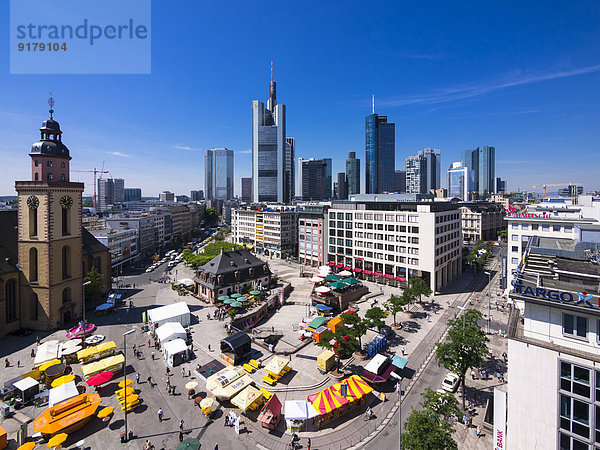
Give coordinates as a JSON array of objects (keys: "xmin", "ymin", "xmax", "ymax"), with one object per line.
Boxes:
[
  {"xmin": 156, "ymin": 322, "xmax": 187, "ymax": 345},
  {"xmin": 284, "ymin": 400, "xmax": 320, "ymax": 432},
  {"xmin": 33, "ymin": 340, "xmax": 61, "ymax": 368},
  {"xmin": 48, "ymin": 380, "xmax": 79, "ymax": 407},
  {"xmin": 163, "ymin": 338, "xmax": 188, "ymax": 367},
  {"xmin": 147, "ymin": 302, "xmax": 190, "ymax": 327},
  {"xmin": 13, "ymin": 377, "xmax": 40, "ymax": 404}
]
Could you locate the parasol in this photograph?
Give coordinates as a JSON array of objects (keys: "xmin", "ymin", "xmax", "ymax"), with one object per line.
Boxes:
[
  {"xmin": 185, "ymin": 381, "xmax": 199, "ymax": 390},
  {"xmin": 97, "ymin": 406, "xmax": 114, "ymax": 419},
  {"xmin": 47, "ymin": 433, "xmax": 68, "ymax": 448},
  {"xmin": 338, "ymin": 270, "xmax": 352, "ymax": 277},
  {"xmin": 217, "ymin": 296, "xmax": 230, "ymax": 302},
  {"xmin": 249, "ymin": 290, "xmax": 261, "ymax": 295},
  {"xmin": 324, "ymin": 274, "xmax": 341, "ymax": 282},
  {"xmin": 230, "ymin": 293, "xmax": 242, "ymax": 298},
  {"xmin": 115, "ymin": 386, "xmax": 134, "ymax": 397},
  {"xmin": 223, "ymin": 298, "xmax": 234, "ymax": 305},
  {"xmin": 315, "ymin": 286, "xmax": 331, "ymax": 294},
  {"xmin": 40, "ymin": 359, "xmax": 61, "ymax": 372},
  {"xmin": 86, "ymin": 371, "xmax": 114, "ymax": 387},
  {"xmin": 51, "ymin": 374, "xmax": 75, "ymax": 388},
  {"xmin": 118, "ymin": 379, "xmax": 133, "ymax": 388},
  {"xmin": 200, "ymin": 397, "xmax": 214, "ymax": 409},
  {"xmin": 17, "ymin": 443, "xmax": 36, "ymax": 450},
  {"xmin": 309, "ymin": 276, "xmax": 324, "ymax": 283},
  {"xmin": 230, "ymin": 301, "xmax": 243, "ymax": 308},
  {"xmin": 176, "ymin": 438, "xmax": 201, "ymax": 450}
]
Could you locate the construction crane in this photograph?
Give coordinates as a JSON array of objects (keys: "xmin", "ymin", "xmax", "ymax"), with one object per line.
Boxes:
[
  {"xmin": 72, "ymin": 161, "xmax": 109, "ymax": 208},
  {"xmin": 531, "ymin": 183, "xmax": 582, "ymax": 198}
]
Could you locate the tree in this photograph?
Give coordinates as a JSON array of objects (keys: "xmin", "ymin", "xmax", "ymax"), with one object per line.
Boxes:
[
  {"xmin": 409, "ymin": 277, "xmax": 432, "ymax": 303},
  {"xmin": 435, "ymin": 309, "xmax": 489, "ymax": 409},
  {"xmin": 420, "ymin": 388, "xmax": 461, "ymax": 421},
  {"xmin": 498, "ymin": 229, "xmax": 508, "ymax": 241},
  {"xmin": 364, "ymin": 306, "xmax": 386, "ymax": 330},
  {"xmin": 316, "ymin": 327, "xmax": 359, "ymax": 371},
  {"xmin": 228, "ymin": 309, "xmax": 237, "ymax": 320},
  {"xmin": 401, "ymin": 409, "xmax": 457, "ymax": 450},
  {"xmin": 385, "ymin": 295, "xmax": 410, "ymax": 326},
  {"xmin": 341, "ymin": 311, "xmax": 368, "ymax": 352},
  {"xmin": 205, "ymin": 208, "xmax": 219, "ymax": 224},
  {"xmin": 83, "ymin": 267, "xmax": 104, "ymax": 304}
]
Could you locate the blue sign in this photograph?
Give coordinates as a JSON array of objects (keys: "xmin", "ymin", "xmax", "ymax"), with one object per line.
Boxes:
[{"xmin": 513, "ymin": 284, "xmax": 597, "ymax": 308}]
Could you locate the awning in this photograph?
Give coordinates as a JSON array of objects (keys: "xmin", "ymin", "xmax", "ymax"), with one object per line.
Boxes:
[
  {"xmin": 284, "ymin": 400, "xmax": 320, "ymax": 421},
  {"xmin": 307, "ymin": 386, "xmax": 348, "ymax": 415},
  {"xmin": 383, "ymin": 274, "xmax": 394, "ymax": 279},
  {"xmin": 342, "ymin": 266, "xmax": 352, "ymax": 271},
  {"xmin": 335, "ymin": 263, "xmax": 343, "ymax": 268},
  {"xmin": 391, "ymin": 355, "xmax": 408, "ymax": 369},
  {"xmin": 362, "ymin": 270, "xmax": 372, "ymax": 275},
  {"xmin": 327, "ymin": 261, "xmax": 335, "ymax": 266},
  {"xmin": 49, "ymin": 381, "xmax": 79, "ymax": 407},
  {"xmin": 315, "ymin": 304, "xmax": 333, "ymax": 311},
  {"xmin": 13, "ymin": 377, "xmax": 38, "ymax": 392},
  {"xmin": 372, "ymin": 272, "xmax": 383, "ymax": 277},
  {"xmin": 394, "ymin": 276, "xmax": 406, "ymax": 282},
  {"xmin": 353, "ymin": 268, "xmax": 362, "ymax": 273}
]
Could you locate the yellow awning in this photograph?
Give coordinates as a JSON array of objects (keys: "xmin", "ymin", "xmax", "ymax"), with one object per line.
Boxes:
[{"xmin": 231, "ymin": 385, "xmax": 262, "ymax": 411}]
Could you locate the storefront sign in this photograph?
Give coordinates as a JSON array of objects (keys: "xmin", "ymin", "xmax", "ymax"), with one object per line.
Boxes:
[
  {"xmin": 221, "ymin": 353, "xmax": 234, "ymax": 366},
  {"xmin": 501, "ymin": 256, "xmax": 507, "ymax": 290},
  {"xmin": 513, "ymin": 284, "xmax": 597, "ymax": 308},
  {"xmin": 494, "ymin": 388, "xmax": 507, "ymax": 450},
  {"xmin": 505, "ymin": 206, "xmax": 551, "ymax": 219}
]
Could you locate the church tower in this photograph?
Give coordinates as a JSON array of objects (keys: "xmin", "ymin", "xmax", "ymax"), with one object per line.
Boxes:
[{"xmin": 15, "ymin": 97, "xmax": 84, "ymax": 330}]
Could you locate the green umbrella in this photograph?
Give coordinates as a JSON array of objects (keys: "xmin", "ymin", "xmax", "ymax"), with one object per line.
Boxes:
[
  {"xmin": 250, "ymin": 290, "xmax": 261, "ymax": 295},
  {"xmin": 218, "ymin": 296, "xmax": 230, "ymax": 302},
  {"xmin": 230, "ymin": 301, "xmax": 243, "ymax": 308},
  {"xmin": 231, "ymin": 293, "xmax": 243, "ymax": 298},
  {"xmin": 176, "ymin": 438, "xmax": 201, "ymax": 450},
  {"xmin": 324, "ymin": 274, "xmax": 341, "ymax": 282},
  {"xmin": 327, "ymin": 281, "xmax": 348, "ymax": 290},
  {"xmin": 344, "ymin": 277, "xmax": 361, "ymax": 285}
]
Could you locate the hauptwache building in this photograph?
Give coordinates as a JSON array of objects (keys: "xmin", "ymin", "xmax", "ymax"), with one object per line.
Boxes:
[{"xmin": 0, "ymin": 105, "xmax": 110, "ymax": 338}]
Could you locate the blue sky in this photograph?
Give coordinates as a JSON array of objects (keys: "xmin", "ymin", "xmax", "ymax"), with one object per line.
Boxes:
[{"xmin": 1, "ymin": 0, "xmax": 599, "ymax": 197}]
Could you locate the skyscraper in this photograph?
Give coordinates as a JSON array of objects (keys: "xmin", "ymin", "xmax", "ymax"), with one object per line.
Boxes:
[
  {"xmin": 461, "ymin": 146, "xmax": 496, "ymax": 198},
  {"xmin": 418, "ymin": 148, "xmax": 441, "ymax": 191},
  {"xmin": 394, "ymin": 170, "xmax": 406, "ymax": 193},
  {"xmin": 205, "ymin": 148, "xmax": 234, "ymax": 201},
  {"xmin": 406, "ymin": 154, "xmax": 427, "ymax": 194},
  {"xmin": 301, "ymin": 159, "xmax": 326, "ymax": 201},
  {"xmin": 241, "ymin": 177, "xmax": 252, "ymax": 203},
  {"xmin": 365, "ymin": 104, "xmax": 395, "ymax": 194},
  {"xmin": 124, "ymin": 187, "xmax": 142, "ymax": 202},
  {"xmin": 97, "ymin": 178, "xmax": 124, "ymax": 211},
  {"xmin": 447, "ymin": 162, "xmax": 469, "ymax": 200},
  {"xmin": 337, "ymin": 172, "xmax": 348, "ymax": 200},
  {"xmin": 252, "ymin": 72, "xmax": 286, "ymax": 202},
  {"xmin": 285, "ymin": 137, "xmax": 295, "ymax": 203},
  {"xmin": 345, "ymin": 152, "xmax": 360, "ymax": 195},
  {"xmin": 323, "ymin": 158, "xmax": 332, "ymax": 199},
  {"xmin": 297, "ymin": 157, "xmax": 304, "ymax": 199}
]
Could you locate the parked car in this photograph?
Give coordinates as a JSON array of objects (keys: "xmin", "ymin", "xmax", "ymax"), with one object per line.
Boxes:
[{"xmin": 442, "ymin": 372, "xmax": 460, "ymax": 392}]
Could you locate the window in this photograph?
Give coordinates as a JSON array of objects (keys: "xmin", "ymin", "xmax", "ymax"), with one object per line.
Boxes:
[
  {"xmin": 5, "ymin": 279, "xmax": 17, "ymax": 323},
  {"xmin": 345, "ymin": 213, "xmax": 352, "ymax": 221},
  {"xmin": 29, "ymin": 248, "xmax": 38, "ymax": 282},
  {"xmin": 512, "ymin": 246, "xmax": 518, "ymax": 252},
  {"xmin": 29, "ymin": 207, "xmax": 38, "ymax": 236},
  {"xmin": 30, "ymin": 293, "xmax": 39, "ymax": 320},
  {"xmin": 47, "ymin": 160, "xmax": 53, "ymax": 167},
  {"xmin": 563, "ymin": 314, "xmax": 588, "ymax": 339},
  {"xmin": 512, "ymin": 235, "xmax": 518, "ymax": 241},
  {"xmin": 47, "ymin": 173, "xmax": 53, "ymax": 181},
  {"xmin": 61, "ymin": 162, "xmax": 65, "ymax": 168},
  {"xmin": 565, "ymin": 226, "xmax": 573, "ymax": 233},
  {"xmin": 532, "ymin": 224, "xmax": 539, "ymax": 230},
  {"xmin": 522, "ymin": 224, "xmax": 529, "ymax": 230},
  {"xmin": 554, "ymin": 225, "xmax": 562, "ymax": 232},
  {"xmin": 34, "ymin": 160, "xmax": 39, "ymax": 167},
  {"xmin": 511, "ymin": 257, "xmax": 518, "ymax": 264},
  {"xmin": 560, "ymin": 394, "xmax": 590, "ymax": 440},
  {"xmin": 60, "ymin": 174, "xmax": 65, "ymax": 181},
  {"xmin": 512, "ymin": 223, "xmax": 518, "ymax": 229},
  {"xmin": 542, "ymin": 225, "xmax": 550, "ymax": 231},
  {"xmin": 62, "ymin": 208, "xmax": 70, "ymax": 235},
  {"xmin": 62, "ymin": 245, "xmax": 71, "ymax": 279}
]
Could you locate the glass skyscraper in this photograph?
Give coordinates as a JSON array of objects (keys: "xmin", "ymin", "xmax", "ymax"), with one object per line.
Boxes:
[
  {"xmin": 419, "ymin": 148, "xmax": 441, "ymax": 191},
  {"xmin": 205, "ymin": 148, "xmax": 234, "ymax": 201},
  {"xmin": 461, "ymin": 146, "xmax": 496, "ymax": 198},
  {"xmin": 252, "ymin": 76, "xmax": 287, "ymax": 203},
  {"xmin": 365, "ymin": 113, "xmax": 395, "ymax": 194},
  {"xmin": 406, "ymin": 154, "xmax": 427, "ymax": 194},
  {"xmin": 447, "ymin": 162, "xmax": 469, "ymax": 200},
  {"xmin": 345, "ymin": 152, "xmax": 360, "ymax": 195},
  {"xmin": 323, "ymin": 158, "xmax": 332, "ymax": 199}
]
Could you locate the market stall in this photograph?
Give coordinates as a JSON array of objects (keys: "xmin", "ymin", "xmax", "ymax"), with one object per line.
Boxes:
[
  {"xmin": 317, "ymin": 350, "xmax": 335, "ymax": 374},
  {"xmin": 284, "ymin": 400, "xmax": 320, "ymax": 432},
  {"xmin": 306, "ymin": 317, "xmax": 330, "ymax": 331},
  {"xmin": 327, "ymin": 316, "xmax": 344, "ymax": 333},
  {"xmin": 231, "ymin": 385, "xmax": 263, "ymax": 412},
  {"xmin": 33, "ymin": 341, "xmax": 61, "ymax": 368},
  {"xmin": 219, "ymin": 332, "xmax": 251, "ymax": 366},
  {"xmin": 147, "ymin": 302, "xmax": 191, "ymax": 328},
  {"xmin": 48, "ymin": 381, "xmax": 79, "ymax": 407},
  {"xmin": 13, "ymin": 377, "xmax": 39, "ymax": 404},
  {"xmin": 162, "ymin": 338, "xmax": 188, "ymax": 367},
  {"xmin": 257, "ymin": 394, "xmax": 282, "ymax": 430},
  {"xmin": 264, "ymin": 356, "xmax": 291, "ymax": 380},
  {"xmin": 156, "ymin": 322, "xmax": 187, "ymax": 345}
]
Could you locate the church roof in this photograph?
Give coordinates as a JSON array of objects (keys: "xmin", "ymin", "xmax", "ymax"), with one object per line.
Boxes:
[
  {"xmin": 194, "ymin": 249, "xmax": 271, "ymax": 288},
  {"xmin": 0, "ymin": 210, "xmax": 19, "ymax": 275},
  {"xmin": 82, "ymin": 228, "xmax": 109, "ymax": 256}
]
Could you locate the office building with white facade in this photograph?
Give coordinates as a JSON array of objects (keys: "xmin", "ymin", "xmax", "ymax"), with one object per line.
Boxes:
[
  {"xmin": 231, "ymin": 206, "xmax": 297, "ymax": 258},
  {"xmin": 507, "ymin": 214, "xmax": 600, "ymax": 450},
  {"xmin": 326, "ymin": 198, "xmax": 462, "ymax": 291},
  {"xmin": 448, "ymin": 161, "xmax": 469, "ymax": 200}
]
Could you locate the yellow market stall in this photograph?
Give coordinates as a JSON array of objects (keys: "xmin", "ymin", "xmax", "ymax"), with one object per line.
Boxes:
[
  {"xmin": 231, "ymin": 385, "xmax": 263, "ymax": 412},
  {"xmin": 317, "ymin": 350, "xmax": 336, "ymax": 374}
]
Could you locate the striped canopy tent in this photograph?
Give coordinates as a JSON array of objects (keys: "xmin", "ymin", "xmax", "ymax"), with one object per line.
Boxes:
[
  {"xmin": 307, "ymin": 386, "xmax": 349, "ymax": 415},
  {"xmin": 331, "ymin": 375, "xmax": 374, "ymax": 402}
]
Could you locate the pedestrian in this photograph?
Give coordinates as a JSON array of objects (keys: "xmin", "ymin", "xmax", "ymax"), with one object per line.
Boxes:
[
  {"xmin": 17, "ymin": 361, "xmax": 20, "ymax": 368},
  {"xmin": 147, "ymin": 376, "xmax": 153, "ymax": 386},
  {"xmin": 157, "ymin": 408, "xmax": 163, "ymax": 422},
  {"xmin": 401, "ymin": 347, "xmax": 405, "ymax": 356},
  {"xmin": 476, "ymin": 425, "xmax": 481, "ymax": 438},
  {"xmin": 182, "ymin": 367, "xmax": 186, "ymax": 377},
  {"xmin": 30, "ymin": 348, "xmax": 35, "ymax": 358},
  {"xmin": 172, "ymin": 385, "xmax": 176, "ymax": 395},
  {"xmin": 471, "ymin": 370, "xmax": 476, "ymax": 380},
  {"xmin": 463, "ymin": 414, "xmax": 468, "ymax": 429},
  {"xmin": 188, "ymin": 369, "xmax": 191, "ymax": 377},
  {"xmin": 307, "ymin": 437, "xmax": 311, "ymax": 450},
  {"xmin": 502, "ymin": 351, "xmax": 508, "ymax": 362},
  {"xmin": 166, "ymin": 367, "xmax": 170, "ymax": 376},
  {"xmin": 148, "ymin": 339, "xmax": 151, "ymax": 347},
  {"xmin": 133, "ymin": 344, "xmax": 136, "ymax": 352},
  {"xmin": 468, "ymin": 415, "xmax": 473, "ymax": 427},
  {"xmin": 485, "ymin": 369, "xmax": 489, "ymax": 379},
  {"xmin": 136, "ymin": 373, "xmax": 140, "ymax": 384},
  {"xmin": 5, "ymin": 359, "xmax": 9, "ymax": 367},
  {"xmin": 214, "ymin": 445, "xmax": 218, "ymax": 450},
  {"xmin": 151, "ymin": 351, "xmax": 155, "ymax": 360},
  {"xmin": 179, "ymin": 419, "xmax": 184, "ymax": 431},
  {"xmin": 489, "ymin": 349, "xmax": 493, "ymax": 359},
  {"xmin": 36, "ymin": 336, "xmax": 40, "ymax": 345},
  {"xmin": 208, "ymin": 344, "xmax": 211, "ymax": 352},
  {"xmin": 179, "ymin": 431, "xmax": 184, "ymax": 442},
  {"xmin": 167, "ymin": 378, "xmax": 171, "ymax": 388}
]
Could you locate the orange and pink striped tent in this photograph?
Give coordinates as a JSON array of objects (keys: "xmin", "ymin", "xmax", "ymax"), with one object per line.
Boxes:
[{"xmin": 307, "ymin": 375, "xmax": 373, "ymax": 415}]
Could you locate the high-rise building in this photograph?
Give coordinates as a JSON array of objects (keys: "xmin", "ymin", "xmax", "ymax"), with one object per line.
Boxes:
[
  {"xmin": 365, "ymin": 107, "xmax": 395, "ymax": 194},
  {"xmin": 252, "ymin": 73, "xmax": 286, "ymax": 202},
  {"xmin": 394, "ymin": 170, "xmax": 406, "ymax": 193},
  {"xmin": 190, "ymin": 190, "xmax": 203, "ymax": 202},
  {"xmin": 337, "ymin": 172, "xmax": 348, "ymax": 200},
  {"xmin": 285, "ymin": 137, "xmax": 295, "ymax": 203},
  {"xmin": 97, "ymin": 178, "xmax": 125, "ymax": 211},
  {"xmin": 323, "ymin": 158, "xmax": 332, "ymax": 200},
  {"xmin": 448, "ymin": 162, "xmax": 469, "ymax": 200},
  {"xmin": 297, "ymin": 157, "xmax": 304, "ymax": 199},
  {"xmin": 241, "ymin": 177, "xmax": 252, "ymax": 203},
  {"xmin": 159, "ymin": 191, "xmax": 175, "ymax": 202},
  {"xmin": 495, "ymin": 177, "xmax": 507, "ymax": 194},
  {"xmin": 205, "ymin": 148, "xmax": 234, "ymax": 201},
  {"xmin": 406, "ymin": 154, "xmax": 427, "ymax": 194},
  {"xmin": 346, "ymin": 152, "xmax": 360, "ymax": 195},
  {"xmin": 301, "ymin": 159, "xmax": 326, "ymax": 201},
  {"xmin": 124, "ymin": 187, "xmax": 142, "ymax": 202},
  {"xmin": 461, "ymin": 146, "xmax": 496, "ymax": 198},
  {"xmin": 419, "ymin": 148, "xmax": 441, "ymax": 191}
]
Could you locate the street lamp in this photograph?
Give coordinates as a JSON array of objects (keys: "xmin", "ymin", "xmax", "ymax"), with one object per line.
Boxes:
[
  {"xmin": 123, "ymin": 329, "xmax": 135, "ymax": 442},
  {"xmin": 82, "ymin": 281, "xmax": 92, "ymax": 348},
  {"xmin": 484, "ymin": 271, "xmax": 492, "ymax": 333}
]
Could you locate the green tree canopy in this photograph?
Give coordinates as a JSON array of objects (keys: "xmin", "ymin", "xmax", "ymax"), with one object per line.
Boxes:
[
  {"xmin": 420, "ymin": 388, "xmax": 462, "ymax": 421},
  {"xmin": 401, "ymin": 409, "xmax": 457, "ymax": 450},
  {"xmin": 364, "ymin": 306, "xmax": 386, "ymax": 330},
  {"xmin": 385, "ymin": 295, "xmax": 410, "ymax": 326},
  {"xmin": 435, "ymin": 309, "xmax": 489, "ymax": 409},
  {"xmin": 341, "ymin": 311, "xmax": 368, "ymax": 351},
  {"xmin": 205, "ymin": 208, "xmax": 219, "ymax": 223},
  {"xmin": 181, "ymin": 241, "xmax": 242, "ymax": 267},
  {"xmin": 84, "ymin": 267, "xmax": 104, "ymax": 304},
  {"xmin": 316, "ymin": 327, "xmax": 359, "ymax": 369},
  {"xmin": 408, "ymin": 277, "xmax": 433, "ymax": 303}
]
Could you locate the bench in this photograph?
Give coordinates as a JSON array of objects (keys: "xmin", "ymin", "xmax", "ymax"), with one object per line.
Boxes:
[
  {"xmin": 243, "ymin": 363, "xmax": 255, "ymax": 374},
  {"xmin": 262, "ymin": 375, "xmax": 276, "ymax": 386}
]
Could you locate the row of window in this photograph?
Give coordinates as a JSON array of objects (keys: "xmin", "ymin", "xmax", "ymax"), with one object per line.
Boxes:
[
  {"xmin": 332, "ymin": 212, "xmax": 420, "ymax": 223},
  {"xmin": 34, "ymin": 160, "xmax": 66, "ymax": 168},
  {"xmin": 511, "ymin": 223, "xmax": 573, "ymax": 233}
]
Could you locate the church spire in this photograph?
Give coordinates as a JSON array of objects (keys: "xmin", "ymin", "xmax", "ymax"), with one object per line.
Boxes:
[{"xmin": 48, "ymin": 93, "xmax": 55, "ymax": 119}]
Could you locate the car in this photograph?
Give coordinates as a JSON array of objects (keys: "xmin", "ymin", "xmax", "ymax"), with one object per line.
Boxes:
[{"xmin": 442, "ymin": 372, "xmax": 460, "ymax": 392}]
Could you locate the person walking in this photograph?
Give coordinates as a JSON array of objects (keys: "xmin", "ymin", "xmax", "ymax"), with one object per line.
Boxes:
[
  {"xmin": 182, "ymin": 367, "xmax": 186, "ymax": 377},
  {"xmin": 147, "ymin": 376, "xmax": 153, "ymax": 386},
  {"xmin": 476, "ymin": 425, "xmax": 482, "ymax": 438},
  {"xmin": 157, "ymin": 408, "xmax": 163, "ymax": 422},
  {"xmin": 136, "ymin": 373, "xmax": 140, "ymax": 384},
  {"xmin": 179, "ymin": 419, "xmax": 184, "ymax": 431},
  {"xmin": 471, "ymin": 369, "xmax": 476, "ymax": 380},
  {"xmin": 307, "ymin": 438, "xmax": 311, "ymax": 450},
  {"xmin": 151, "ymin": 351, "xmax": 155, "ymax": 360}
]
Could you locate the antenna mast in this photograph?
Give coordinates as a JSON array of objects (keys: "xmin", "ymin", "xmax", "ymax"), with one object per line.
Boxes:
[{"xmin": 372, "ymin": 94, "xmax": 375, "ymax": 114}]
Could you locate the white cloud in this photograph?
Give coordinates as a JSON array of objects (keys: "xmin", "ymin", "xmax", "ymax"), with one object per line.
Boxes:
[
  {"xmin": 237, "ymin": 149, "xmax": 252, "ymax": 154},
  {"xmin": 172, "ymin": 145, "xmax": 203, "ymax": 151},
  {"xmin": 107, "ymin": 151, "xmax": 129, "ymax": 158}
]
